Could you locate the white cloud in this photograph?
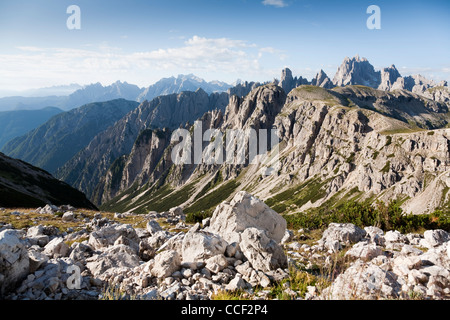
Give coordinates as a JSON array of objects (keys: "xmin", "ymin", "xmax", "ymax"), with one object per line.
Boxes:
[
  {"xmin": 0, "ymin": 36, "xmax": 284, "ymax": 90},
  {"xmin": 262, "ymin": 0, "xmax": 288, "ymax": 8}
]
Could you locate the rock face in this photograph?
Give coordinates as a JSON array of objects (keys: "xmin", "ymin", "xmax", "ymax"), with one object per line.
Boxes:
[
  {"xmin": 94, "ymin": 73, "xmax": 449, "ymax": 218},
  {"xmin": 311, "ymin": 70, "xmax": 334, "ymax": 89},
  {"xmin": 333, "ymin": 55, "xmax": 381, "ymax": 88},
  {"xmin": 239, "ymin": 227, "xmax": 287, "ymax": 272},
  {"xmin": 0, "ymin": 230, "xmax": 29, "ymax": 296},
  {"xmin": 207, "ymin": 191, "xmax": 287, "ymax": 244},
  {"xmin": 378, "ymin": 65, "xmax": 402, "ymax": 91},
  {"xmin": 57, "ymin": 89, "xmax": 229, "ymax": 201}
]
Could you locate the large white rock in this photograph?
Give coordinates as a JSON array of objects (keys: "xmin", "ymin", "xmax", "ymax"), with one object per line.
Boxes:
[
  {"xmin": 0, "ymin": 229, "xmax": 30, "ymax": 296},
  {"xmin": 239, "ymin": 227, "xmax": 287, "ymax": 273},
  {"xmin": 181, "ymin": 224, "xmax": 228, "ymax": 263},
  {"xmin": 318, "ymin": 223, "xmax": 366, "ymax": 249},
  {"xmin": 88, "ymin": 223, "xmax": 140, "ymax": 253},
  {"xmin": 43, "ymin": 237, "xmax": 69, "ymax": 258},
  {"xmin": 321, "ymin": 260, "xmax": 401, "ymax": 300},
  {"xmin": 207, "ymin": 191, "xmax": 287, "ymax": 244},
  {"xmin": 423, "ymin": 229, "xmax": 449, "ymax": 248},
  {"xmin": 151, "ymin": 250, "xmax": 181, "ymax": 279},
  {"xmin": 345, "ymin": 242, "xmax": 383, "ymax": 261},
  {"xmin": 86, "ymin": 244, "xmax": 141, "ymax": 277}
]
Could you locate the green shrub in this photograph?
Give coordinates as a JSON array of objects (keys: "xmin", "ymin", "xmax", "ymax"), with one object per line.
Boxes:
[{"xmin": 283, "ymin": 200, "xmax": 450, "ymax": 233}]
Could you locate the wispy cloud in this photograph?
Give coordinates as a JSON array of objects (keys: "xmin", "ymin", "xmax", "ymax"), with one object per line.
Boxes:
[
  {"xmin": 1, "ymin": 36, "xmax": 285, "ymax": 90},
  {"xmin": 262, "ymin": 0, "xmax": 288, "ymax": 8}
]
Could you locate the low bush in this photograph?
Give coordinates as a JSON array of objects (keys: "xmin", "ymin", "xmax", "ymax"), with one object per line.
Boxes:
[{"xmin": 284, "ymin": 200, "xmax": 450, "ymax": 233}]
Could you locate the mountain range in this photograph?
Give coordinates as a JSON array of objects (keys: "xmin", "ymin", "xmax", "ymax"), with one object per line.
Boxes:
[
  {"xmin": 0, "ymin": 55, "xmax": 449, "ymax": 215},
  {"xmin": 0, "ymin": 75, "xmax": 232, "ymax": 112},
  {"xmin": 1, "ymin": 99, "xmax": 139, "ymax": 174},
  {"xmin": 0, "ymin": 107, "xmax": 63, "ymax": 149}
]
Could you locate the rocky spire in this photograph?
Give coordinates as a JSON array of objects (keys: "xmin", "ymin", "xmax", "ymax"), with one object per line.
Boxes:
[{"xmin": 332, "ymin": 55, "xmax": 381, "ymax": 88}]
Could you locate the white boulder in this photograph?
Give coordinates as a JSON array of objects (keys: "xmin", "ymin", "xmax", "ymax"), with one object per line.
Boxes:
[{"xmin": 207, "ymin": 191, "xmax": 287, "ymax": 244}]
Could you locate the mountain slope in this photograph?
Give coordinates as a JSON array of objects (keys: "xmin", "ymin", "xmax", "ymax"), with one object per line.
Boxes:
[
  {"xmin": 0, "ymin": 152, "xmax": 96, "ymax": 209},
  {"xmin": 0, "ymin": 107, "xmax": 63, "ymax": 149},
  {"xmin": 1, "ymin": 99, "xmax": 139, "ymax": 173},
  {"xmin": 98, "ymin": 84, "xmax": 449, "ymax": 216},
  {"xmin": 56, "ymin": 89, "xmax": 229, "ymax": 199}
]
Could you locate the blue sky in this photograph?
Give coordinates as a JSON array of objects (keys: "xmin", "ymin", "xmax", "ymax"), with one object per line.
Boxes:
[{"xmin": 0, "ymin": 0, "xmax": 449, "ymax": 92}]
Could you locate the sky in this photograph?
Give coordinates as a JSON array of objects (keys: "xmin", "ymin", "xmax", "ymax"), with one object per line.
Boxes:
[{"xmin": 0, "ymin": 0, "xmax": 449, "ymax": 94}]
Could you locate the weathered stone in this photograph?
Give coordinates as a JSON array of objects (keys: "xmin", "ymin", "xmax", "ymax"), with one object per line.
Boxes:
[
  {"xmin": 62, "ymin": 211, "xmax": 76, "ymax": 222},
  {"xmin": 205, "ymin": 255, "xmax": 228, "ymax": 274},
  {"xmin": 225, "ymin": 275, "xmax": 247, "ymax": 291},
  {"xmin": 28, "ymin": 249, "xmax": 49, "ymax": 273},
  {"xmin": 152, "ymin": 250, "xmax": 181, "ymax": 279},
  {"xmin": 0, "ymin": 230, "xmax": 30, "ymax": 296},
  {"xmin": 319, "ymin": 223, "xmax": 366, "ymax": 250},
  {"xmin": 146, "ymin": 220, "xmax": 163, "ymax": 236},
  {"xmin": 208, "ymin": 191, "xmax": 287, "ymax": 244},
  {"xmin": 423, "ymin": 229, "xmax": 449, "ymax": 248},
  {"xmin": 321, "ymin": 260, "xmax": 401, "ymax": 300},
  {"xmin": 384, "ymin": 230, "xmax": 406, "ymax": 243},
  {"xmin": 225, "ymin": 242, "xmax": 238, "ymax": 258},
  {"xmin": 69, "ymin": 242, "xmax": 93, "ymax": 263},
  {"xmin": 86, "ymin": 244, "xmax": 140, "ymax": 277},
  {"xmin": 324, "ymin": 223, "xmax": 366, "ymax": 244},
  {"xmin": 88, "ymin": 223, "xmax": 140, "ymax": 253},
  {"xmin": 239, "ymin": 227, "xmax": 287, "ymax": 273},
  {"xmin": 181, "ymin": 225, "xmax": 228, "ymax": 263},
  {"xmin": 43, "ymin": 237, "xmax": 69, "ymax": 258},
  {"xmin": 345, "ymin": 242, "xmax": 383, "ymax": 261}
]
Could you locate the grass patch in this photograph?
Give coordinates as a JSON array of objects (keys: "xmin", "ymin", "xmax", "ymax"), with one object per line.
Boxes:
[
  {"xmin": 264, "ymin": 177, "xmax": 328, "ymax": 214},
  {"xmin": 185, "ymin": 180, "xmax": 240, "ymax": 223},
  {"xmin": 380, "ymin": 161, "xmax": 391, "ymax": 173}
]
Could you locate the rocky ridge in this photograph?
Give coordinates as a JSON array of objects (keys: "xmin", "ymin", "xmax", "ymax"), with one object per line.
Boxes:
[{"xmin": 97, "ymin": 83, "xmax": 449, "ymax": 216}]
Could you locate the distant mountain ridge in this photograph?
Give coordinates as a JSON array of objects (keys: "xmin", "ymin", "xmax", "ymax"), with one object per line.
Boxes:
[
  {"xmin": 1, "ymin": 99, "xmax": 139, "ymax": 173},
  {"xmin": 0, "ymin": 107, "xmax": 63, "ymax": 149},
  {"xmin": 0, "ymin": 75, "xmax": 232, "ymax": 112},
  {"xmin": 137, "ymin": 74, "xmax": 232, "ymax": 102}
]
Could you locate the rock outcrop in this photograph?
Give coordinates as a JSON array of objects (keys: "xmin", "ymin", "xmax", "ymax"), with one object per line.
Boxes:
[
  {"xmin": 1, "ymin": 201, "xmax": 449, "ymax": 300},
  {"xmin": 333, "ymin": 55, "xmax": 381, "ymax": 88},
  {"xmin": 0, "ymin": 193, "xmax": 291, "ymax": 300},
  {"xmin": 311, "ymin": 70, "xmax": 334, "ymax": 89},
  {"xmin": 207, "ymin": 191, "xmax": 287, "ymax": 244}
]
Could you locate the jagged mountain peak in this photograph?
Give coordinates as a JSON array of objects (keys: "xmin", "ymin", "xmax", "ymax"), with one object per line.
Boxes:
[{"xmin": 333, "ymin": 55, "xmax": 381, "ymax": 88}]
